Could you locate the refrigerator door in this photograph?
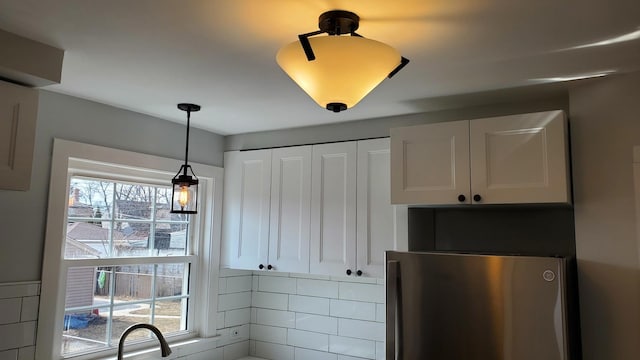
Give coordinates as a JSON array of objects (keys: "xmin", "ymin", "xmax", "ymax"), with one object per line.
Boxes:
[{"xmin": 386, "ymin": 251, "xmax": 568, "ymax": 360}]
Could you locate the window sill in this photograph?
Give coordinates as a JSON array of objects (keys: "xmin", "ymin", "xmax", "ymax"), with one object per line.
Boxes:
[{"xmin": 97, "ymin": 336, "xmax": 220, "ymax": 360}]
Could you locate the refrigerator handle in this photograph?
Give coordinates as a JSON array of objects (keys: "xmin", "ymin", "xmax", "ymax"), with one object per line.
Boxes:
[{"xmin": 386, "ymin": 260, "xmax": 399, "ymax": 360}]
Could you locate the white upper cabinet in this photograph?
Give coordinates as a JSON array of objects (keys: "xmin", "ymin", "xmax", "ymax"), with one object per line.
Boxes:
[
  {"xmin": 390, "ymin": 120, "xmax": 470, "ymax": 205},
  {"xmin": 223, "ymin": 139, "xmax": 408, "ymax": 278},
  {"xmin": 469, "ymin": 110, "xmax": 569, "ymax": 204},
  {"xmin": 0, "ymin": 80, "xmax": 38, "ymax": 191},
  {"xmin": 221, "ymin": 149, "xmax": 272, "ymax": 270},
  {"xmin": 268, "ymin": 146, "xmax": 312, "ymax": 273},
  {"xmin": 356, "ymin": 138, "xmax": 408, "ymax": 278},
  {"xmin": 309, "ymin": 142, "xmax": 358, "ymax": 276},
  {"xmin": 390, "ymin": 110, "xmax": 570, "ymax": 205}
]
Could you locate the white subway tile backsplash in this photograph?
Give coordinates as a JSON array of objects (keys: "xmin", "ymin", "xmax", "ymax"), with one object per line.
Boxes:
[
  {"xmin": 252, "ymin": 276, "xmax": 259, "ymax": 291},
  {"xmin": 258, "ymin": 276, "xmax": 297, "ymax": 294},
  {"xmin": 338, "ymin": 355, "xmax": 372, "ymax": 360},
  {"xmin": 331, "ymin": 275, "xmax": 378, "ymax": 284},
  {"xmin": 216, "ymin": 312, "xmax": 225, "ymax": 329},
  {"xmin": 250, "ymin": 324, "xmax": 287, "ymax": 344},
  {"xmin": 295, "ymin": 314, "xmax": 337, "ymax": 335},
  {"xmin": 19, "ymin": 298, "xmax": 38, "ymax": 323},
  {"xmin": 256, "ymin": 308, "xmax": 295, "ymax": 328},
  {"xmin": 218, "ymin": 271, "xmax": 388, "ymax": 360},
  {"xmin": 287, "ymin": 329, "xmax": 329, "ymax": 352},
  {"xmin": 375, "ymin": 341, "xmax": 384, "ymax": 360},
  {"xmin": 0, "ymin": 283, "xmax": 39, "ymax": 300},
  {"xmin": 338, "ymin": 282, "xmax": 384, "ymax": 303},
  {"xmin": 222, "ymin": 340, "xmax": 249, "ymax": 360},
  {"xmin": 17, "ymin": 346, "xmax": 35, "ymax": 360},
  {"xmin": 250, "ymin": 308, "xmax": 257, "ymax": 323},
  {"xmin": 329, "ymin": 335, "xmax": 376, "ymax": 359},
  {"xmin": 226, "ymin": 276, "xmax": 253, "ymax": 293},
  {"xmin": 254, "ymin": 340, "xmax": 294, "ymax": 360},
  {"xmin": 375, "ymin": 304, "xmax": 385, "ymax": 323},
  {"xmin": 0, "ymin": 321, "xmax": 36, "ymax": 351},
  {"xmin": 219, "ymin": 268, "xmax": 252, "ymax": 277},
  {"xmin": 289, "ymin": 295, "xmax": 329, "ymax": 315},
  {"xmin": 225, "ymin": 308, "xmax": 251, "ymax": 328},
  {"xmin": 0, "ymin": 283, "xmax": 39, "ymax": 358},
  {"xmin": 0, "ymin": 349, "xmax": 17, "ymax": 360},
  {"xmin": 0, "ymin": 299, "xmax": 21, "ymax": 324},
  {"xmin": 289, "ymin": 273, "xmax": 331, "ymax": 280},
  {"xmin": 338, "ymin": 319, "xmax": 384, "ymax": 342},
  {"xmin": 295, "ymin": 347, "xmax": 338, "ymax": 360},
  {"xmin": 252, "ymin": 292, "xmax": 288, "ymax": 310},
  {"xmin": 330, "ymin": 299, "xmax": 376, "ymax": 321},
  {"xmin": 253, "ymin": 270, "xmax": 290, "ymax": 277},
  {"xmin": 218, "ymin": 277, "xmax": 227, "ymax": 293},
  {"xmin": 219, "ymin": 292, "xmax": 252, "ymax": 311},
  {"xmin": 297, "ymin": 279, "xmax": 339, "ymax": 298}
]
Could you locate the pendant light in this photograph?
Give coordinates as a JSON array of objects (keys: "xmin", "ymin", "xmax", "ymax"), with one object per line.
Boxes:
[
  {"xmin": 171, "ymin": 103, "xmax": 200, "ymax": 214},
  {"xmin": 276, "ymin": 10, "xmax": 409, "ymax": 112}
]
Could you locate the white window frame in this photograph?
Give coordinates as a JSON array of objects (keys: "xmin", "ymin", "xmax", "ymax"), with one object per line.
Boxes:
[{"xmin": 36, "ymin": 139, "xmax": 223, "ymax": 360}]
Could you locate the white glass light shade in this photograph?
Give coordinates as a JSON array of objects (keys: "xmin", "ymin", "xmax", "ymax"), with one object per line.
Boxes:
[{"xmin": 277, "ymin": 35, "xmax": 401, "ymax": 110}]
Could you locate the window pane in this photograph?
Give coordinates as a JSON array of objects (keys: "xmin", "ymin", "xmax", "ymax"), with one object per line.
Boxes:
[
  {"xmin": 111, "ymin": 222, "xmax": 150, "ymax": 257},
  {"xmin": 156, "ymin": 263, "xmax": 186, "ymax": 297},
  {"xmin": 64, "ymin": 267, "xmax": 101, "ymax": 309},
  {"xmin": 68, "ymin": 178, "xmax": 113, "ymax": 219},
  {"xmin": 65, "ymin": 221, "xmax": 112, "ymax": 258},
  {"xmin": 153, "ymin": 299, "xmax": 187, "ymax": 334},
  {"xmin": 155, "ymin": 223, "xmax": 188, "ymax": 255},
  {"xmin": 61, "ymin": 307, "xmax": 109, "ymax": 355},
  {"xmin": 115, "ymin": 184, "xmax": 155, "ymax": 220},
  {"xmin": 111, "ymin": 303, "xmax": 152, "ymax": 344},
  {"xmin": 113, "ymin": 265, "xmax": 155, "ymax": 300}
]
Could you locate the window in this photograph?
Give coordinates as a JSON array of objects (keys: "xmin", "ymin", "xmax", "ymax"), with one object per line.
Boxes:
[{"xmin": 37, "ymin": 140, "xmax": 223, "ymax": 360}]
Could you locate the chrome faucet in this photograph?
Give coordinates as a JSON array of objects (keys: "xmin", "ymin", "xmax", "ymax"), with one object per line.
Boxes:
[{"xmin": 117, "ymin": 323, "xmax": 172, "ymax": 360}]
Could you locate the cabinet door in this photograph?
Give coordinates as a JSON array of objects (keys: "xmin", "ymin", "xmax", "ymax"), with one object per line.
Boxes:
[
  {"xmin": 356, "ymin": 138, "xmax": 408, "ymax": 278},
  {"xmin": 310, "ymin": 142, "xmax": 357, "ymax": 276},
  {"xmin": 469, "ymin": 110, "xmax": 570, "ymax": 204},
  {"xmin": 221, "ymin": 150, "xmax": 271, "ymax": 270},
  {"xmin": 0, "ymin": 80, "xmax": 38, "ymax": 191},
  {"xmin": 268, "ymin": 146, "xmax": 312, "ymax": 273},
  {"xmin": 391, "ymin": 120, "xmax": 471, "ymax": 205}
]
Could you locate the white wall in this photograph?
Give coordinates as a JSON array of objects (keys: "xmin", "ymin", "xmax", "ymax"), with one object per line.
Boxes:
[
  {"xmin": 569, "ymin": 72, "xmax": 640, "ymax": 359},
  {"xmin": 0, "ymin": 91, "xmax": 225, "ymax": 283}
]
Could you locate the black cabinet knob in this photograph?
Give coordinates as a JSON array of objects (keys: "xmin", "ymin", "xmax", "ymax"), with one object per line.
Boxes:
[
  {"xmin": 267, "ymin": 264, "xmax": 273, "ymax": 270},
  {"xmin": 346, "ymin": 269, "xmax": 352, "ymax": 275},
  {"xmin": 473, "ymin": 194, "xmax": 482, "ymax": 202},
  {"xmin": 258, "ymin": 264, "xmax": 264, "ymax": 270},
  {"xmin": 457, "ymin": 194, "xmax": 466, "ymax": 202},
  {"xmin": 356, "ymin": 270, "xmax": 363, "ymax": 276}
]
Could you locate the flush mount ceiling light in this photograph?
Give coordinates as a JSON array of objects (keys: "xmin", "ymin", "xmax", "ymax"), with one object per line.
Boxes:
[
  {"xmin": 276, "ymin": 10, "xmax": 409, "ymax": 113},
  {"xmin": 171, "ymin": 103, "xmax": 200, "ymax": 214}
]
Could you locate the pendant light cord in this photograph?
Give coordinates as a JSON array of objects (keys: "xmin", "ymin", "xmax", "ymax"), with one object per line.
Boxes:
[{"xmin": 183, "ymin": 109, "xmax": 191, "ymax": 175}]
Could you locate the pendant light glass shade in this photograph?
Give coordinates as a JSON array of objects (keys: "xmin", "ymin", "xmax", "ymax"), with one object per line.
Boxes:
[
  {"xmin": 277, "ymin": 35, "xmax": 401, "ymax": 111},
  {"xmin": 171, "ymin": 165, "xmax": 198, "ymax": 214}
]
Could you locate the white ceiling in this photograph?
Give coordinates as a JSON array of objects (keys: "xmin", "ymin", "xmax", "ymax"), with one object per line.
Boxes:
[{"xmin": 1, "ymin": 0, "xmax": 639, "ymax": 135}]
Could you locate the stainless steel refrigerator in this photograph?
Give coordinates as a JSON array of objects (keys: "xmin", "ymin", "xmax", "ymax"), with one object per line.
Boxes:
[{"xmin": 386, "ymin": 251, "xmax": 580, "ymax": 360}]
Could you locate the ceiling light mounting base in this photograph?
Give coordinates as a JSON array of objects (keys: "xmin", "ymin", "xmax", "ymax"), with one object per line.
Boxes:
[
  {"xmin": 319, "ymin": 10, "xmax": 359, "ymax": 35},
  {"xmin": 177, "ymin": 103, "xmax": 201, "ymax": 112}
]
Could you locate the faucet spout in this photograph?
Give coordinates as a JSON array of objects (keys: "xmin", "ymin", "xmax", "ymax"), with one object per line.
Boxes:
[{"xmin": 117, "ymin": 323, "xmax": 172, "ymax": 360}]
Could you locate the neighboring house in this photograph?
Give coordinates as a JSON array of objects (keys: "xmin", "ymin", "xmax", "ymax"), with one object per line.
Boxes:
[{"xmin": 63, "ymin": 236, "xmax": 100, "ymax": 311}]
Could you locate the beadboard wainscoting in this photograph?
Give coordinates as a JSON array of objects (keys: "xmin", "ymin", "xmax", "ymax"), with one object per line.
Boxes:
[
  {"xmin": 240, "ymin": 272, "xmax": 386, "ymax": 360},
  {"xmin": 0, "ymin": 282, "xmax": 40, "ymax": 360}
]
